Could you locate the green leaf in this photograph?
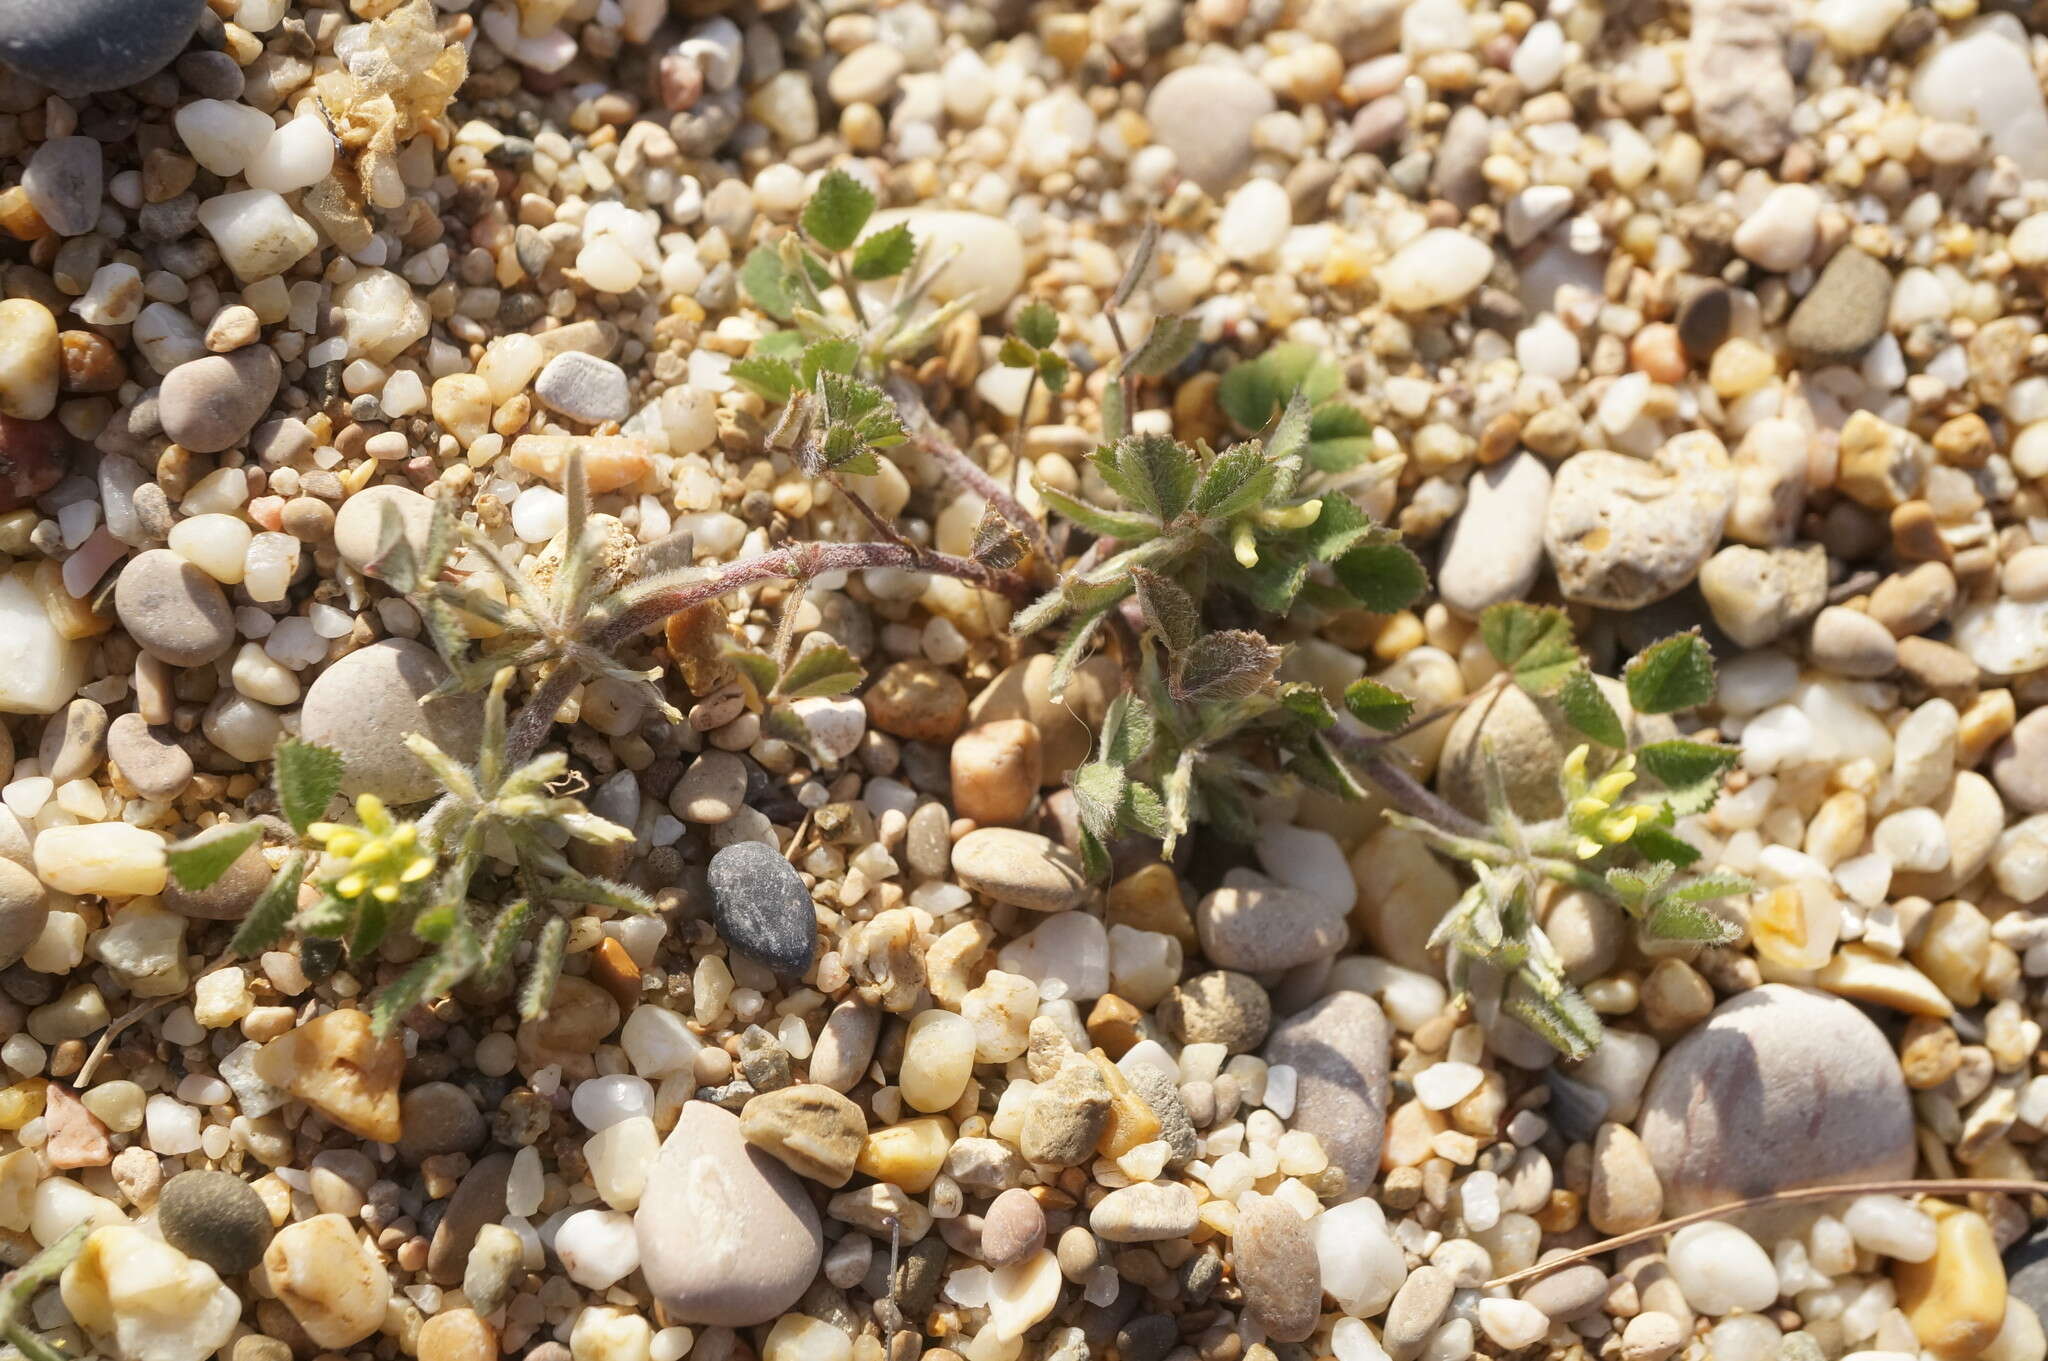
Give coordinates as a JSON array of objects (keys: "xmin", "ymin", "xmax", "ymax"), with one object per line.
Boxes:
[
  {"xmin": 1277, "ymin": 682, "xmax": 1338, "ymax": 730},
  {"xmin": 1307, "ymin": 404, "xmax": 1374, "ymax": 472},
  {"xmin": 1047, "ymin": 604, "xmax": 1116, "ymax": 701},
  {"xmin": 1170, "ymin": 630, "xmax": 1281, "ymax": 705},
  {"xmin": 1097, "ymin": 433, "xmax": 1199, "ymax": 521},
  {"xmin": 1102, "ymin": 695, "xmax": 1157, "ymax": 767},
  {"xmin": 1078, "ymin": 825, "xmax": 1111, "ymax": 882},
  {"xmin": 1636, "ymin": 739, "xmax": 1738, "ymax": 815},
  {"xmin": 1558, "ymin": 668, "xmax": 1625, "ymax": 748},
  {"xmin": 166, "ymin": 821, "xmax": 264, "ymax": 893},
  {"xmin": 1100, "ymin": 374, "xmax": 1128, "ymax": 442},
  {"xmin": 1037, "ymin": 349, "xmax": 1069, "ymax": 394},
  {"xmin": 371, "ymin": 954, "xmax": 440, "ymax": 1037},
  {"xmin": 230, "ymin": 854, "xmax": 306, "ymax": 956},
  {"xmin": 849, "ymin": 222, "xmax": 915, "ymax": 280},
  {"xmin": 1264, "ymin": 341, "xmax": 1341, "ymax": 405},
  {"xmin": 1287, "ymin": 730, "xmax": 1371, "ymax": 801},
  {"xmin": 755, "ymin": 329, "xmax": 805, "ymax": 360},
  {"xmin": 1015, "ymin": 299, "xmax": 1059, "ymax": 350},
  {"xmin": 1505, "ymin": 975, "xmax": 1602, "ymax": 1061},
  {"xmin": 1232, "ymin": 547, "xmax": 1312, "ymax": 615},
  {"xmin": 1071, "ymin": 761, "xmax": 1126, "ymax": 840},
  {"xmin": 1125, "ymin": 780, "xmax": 1169, "ymax": 837},
  {"xmin": 998, "ymin": 335, "xmax": 1037, "ymax": 369},
  {"xmin": 741, "ymin": 246, "xmax": 795, "ymax": 320},
  {"xmin": 725, "ymin": 646, "xmax": 780, "ymax": 702},
  {"xmin": 1037, "ymin": 484, "xmax": 1160, "ymax": 540},
  {"xmin": 802, "ymin": 169, "xmax": 876, "ymax": 252},
  {"xmin": 1330, "ymin": 538, "xmax": 1428, "ymax": 613},
  {"xmin": 1479, "ymin": 602, "xmax": 1580, "ymax": 696},
  {"xmin": 1344, "ymin": 677, "xmax": 1415, "ymax": 732},
  {"xmin": 1294, "ymin": 491, "xmax": 1377, "ymax": 563},
  {"xmin": 1130, "ymin": 566, "xmax": 1199, "ymax": 651},
  {"xmin": 1265, "ymin": 392, "xmax": 1314, "ymax": 469},
  {"xmin": 801, "ymin": 336, "xmax": 860, "ymax": 385},
  {"xmin": 1194, "ymin": 445, "xmax": 1276, "ymax": 520},
  {"xmin": 729, "ymin": 355, "xmax": 799, "ymax": 403},
  {"xmin": 348, "ymin": 892, "xmax": 391, "ymax": 960},
  {"xmin": 479, "ymin": 898, "xmax": 534, "ymax": 989},
  {"xmin": 1663, "ymin": 872, "xmax": 1753, "ymax": 904},
  {"xmin": 1624, "ymin": 632, "xmax": 1717, "ymax": 715},
  {"xmin": 1127, "ymin": 315, "xmax": 1200, "ymax": 378},
  {"xmin": 1110, "ymin": 220, "xmax": 1158, "ymax": 311},
  {"xmin": 520, "ymin": 915, "xmax": 569, "ymax": 1021},
  {"xmin": 777, "ymin": 643, "xmax": 865, "ymax": 699},
  {"xmin": 1218, "ymin": 358, "xmax": 1284, "ymax": 432},
  {"xmin": 1645, "ymin": 897, "xmax": 1740, "ymax": 944},
  {"xmin": 1629, "ymin": 822, "xmax": 1702, "ymax": 868}
]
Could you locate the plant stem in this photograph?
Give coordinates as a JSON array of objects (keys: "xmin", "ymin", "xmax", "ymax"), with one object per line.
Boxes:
[
  {"xmin": 1329, "ymin": 729, "xmax": 1489, "ymax": 839},
  {"xmin": 886, "ymin": 377, "xmax": 1053, "ymax": 563},
  {"xmin": 836, "ymin": 256, "xmax": 870, "ymax": 329},
  {"xmin": 824, "ymin": 471, "xmax": 914, "ymax": 551},
  {"xmin": 1485, "ymin": 1177, "xmax": 2048, "ymax": 1291}
]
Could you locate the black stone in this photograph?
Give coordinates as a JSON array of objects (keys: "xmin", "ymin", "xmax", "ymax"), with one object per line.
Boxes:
[
  {"xmin": 0, "ymin": 0, "xmax": 205, "ymax": 98},
  {"xmin": 893, "ymin": 1236, "xmax": 948, "ymax": 1318},
  {"xmin": 1676, "ymin": 284, "xmax": 1734, "ymax": 358},
  {"xmin": 2007, "ymin": 1225, "xmax": 2048, "ymax": 1318},
  {"xmin": 1117, "ymin": 1314, "xmax": 1179, "ymax": 1361},
  {"xmin": 706, "ymin": 840, "xmax": 818, "ymax": 974},
  {"xmin": 158, "ymin": 1169, "xmax": 272, "ymax": 1275}
]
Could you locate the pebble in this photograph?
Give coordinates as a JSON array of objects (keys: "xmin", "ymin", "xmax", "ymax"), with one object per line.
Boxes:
[
  {"xmin": 1019, "ymin": 1055, "xmax": 1110, "ymax": 1164},
  {"xmin": 332, "ymin": 483, "xmax": 435, "ymax": 575},
  {"xmin": 1217, "ymin": 179, "xmax": 1292, "ymax": 265},
  {"xmin": 21, "ymin": 136, "xmax": 103, "ymax": 236},
  {"xmin": 0, "ymin": 300, "xmax": 58, "ymax": 421},
  {"xmin": 114, "ymin": 549, "xmax": 236, "ymax": 668},
  {"xmin": 1478, "ymin": 1297, "xmax": 1552, "ymax": 1349},
  {"xmin": 1377, "ymin": 229, "xmax": 1495, "ymax": 311},
  {"xmin": 1992, "ymin": 710, "xmax": 2048, "ymax": 814},
  {"xmin": 1589, "ymin": 1124, "xmax": 1662, "ymax": 1234},
  {"xmin": 1698, "ymin": 544, "xmax": 1826, "ymax": 648},
  {"xmin": 299, "ymin": 639, "xmax": 485, "ymax": 805},
  {"xmin": 670, "ymin": 750, "xmax": 747, "ymax": 823},
  {"xmin": 1235, "ymin": 1195, "xmax": 1321, "ymax": 1343},
  {"xmin": 1545, "ymin": 436, "xmax": 1734, "ymax": 609},
  {"xmin": 197, "ymin": 190, "xmax": 317, "ymax": 282},
  {"xmin": 33, "ymin": 822, "xmax": 167, "ymax": 897},
  {"xmin": 1809, "ymin": 606, "xmax": 1899, "ymax": 678},
  {"xmin": 952, "ymin": 828, "xmax": 1086, "ymax": 912},
  {"xmin": 1436, "ymin": 453, "xmax": 1551, "ymax": 617},
  {"xmin": 864, "ymin": 661, "xmax": 968, "ymax": 743},
  {"xmin": 1621, "ymin": 1312, "xmax": 1687, "ymax": 1361},
  {"xmin": 1787, "ymin": 248, "xmax": 1893, "ymax": 365},
  {"xmin": 1194, "ymin": 884, "xmax": 1346, "ymax": 973},
  {"xmin": 555, "ymin": 1208, "xmax": 641, "ymax": 1289},
  {"xmin": 1911, "ymin": 25, "xmax": 2048, "ymax": 179},
  {"xmin": 791, "ymin": 695, "xmax": 866, "ymax": 762},
  {"xmin": 1263, "ymin": 992, "xmax": 1391, "ymax": 1199},
  {"xmin": 1896, "ymin": 1207, "xmax": 2008, "ymax": 1360},
  {"xmin": 707, "ymin": 839, "xmax": 817, "ymax": 975},
  {"xmin": 981, "ymin": 1187, "xmax": 1046, "ymax": 1266},
  {"xmin": 740, "ymin": 1083, "xmax": 866, "ymax": 1187},
  {"xmin": 396, "ymin": 1082, "xmax": 484, "ymax": 1163},
  {"xmin": 163, "ymin": 833, "xmax": 267, "ymax": 920},
  {"xmin": 1089, "ymin": 1181, "xmax": 1199, "ymax": 1242},
  {"xmin": 0, "ymin": 860, "xmax": 48, "ymax": 969},
  {"xmin": 1162, "ymin": 970, "xmax": 1270, "ymax": 1053},
  {"xmin": 427, "ymin": 1153, "xmax": 510, "ymax": 1286},
  {"xmin": 158, "ymin": 1169, "xmax": 273, "ymax": 1276},
  {"xmin": 1667, "ymin": 1220, "xmax": 1778, "ymax": 1316},
  {"xmin": 636, "ymin": 1101, "xmax": 822, "ymax": 1326},
  {"xmin": 175, "ymin": 100, "xmax": 276, "ymax": 178},
  {"xmin": 1953, "ymin": 598, "xmax": 2048, "ymax": 676},
  {"xmin": 1521, "ymin": 1262, "xmax": 1610, "ymax": 1323},
  {"xmin": 252, "ymin": 1009, "xmax": 403, "ymax": 1143},
  {"xmin": 535, "ymin": 352, "xmax": 631, "ymax": 425},
  {"xmin": 0, "ymin": 0, "xmax": 203, "ymax": 95},
  {"xmin": 263, "ymin": 1213, "xmax": 391, "ymax": 1348},
  {"xmin": 61, "ymin": 1225, "xmax": 240, "ymax": 1361},
  {"xmin": 1845, "ymin": 1194, "xmax": 1939, "ymax": 1263},
  {"xmin": 1687, "ymin": 0, "xmax": 1794, "ymax": 163},
  {"xmin": 1142, "ymin": 64, "xmax": 1275, "ymax": 194},
  {"xmin": 807, "ymin": 999, "xmax": 879, "ymax": 1093},
  {"xmin": 1637, "ymin": 984, "xmax": 1914, "ymax": 1214},
  {"xmin": 1438, "ymin": 675, "xmax": 1659, "ymax": 820},
  {"xmin": 950, "ymin": 720, "xmax": 1042, "ymax": 826},
  {"xmin": 158, "ymin": 346, "xmax": 281, "ymax": 453}
]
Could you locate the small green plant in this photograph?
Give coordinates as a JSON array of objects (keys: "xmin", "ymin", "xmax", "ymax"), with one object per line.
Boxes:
[
  {"xmin": 164, "ymin": 670, "xmax": 646, "ymax": 1034},
  {"xmin": 0, "ymin": 1224, "xmax": 87, "ymax": 1361},
  {"xmin": 734, "ymin": 167, "xmax": 972, "ymax": 387},
  {"xmin": 1217, "ymin": 341, "xmax": 1376, "ymax": 474}
]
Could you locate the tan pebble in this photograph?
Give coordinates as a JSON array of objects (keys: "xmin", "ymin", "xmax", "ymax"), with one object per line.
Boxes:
[
  {"xmin": 418, "ymin": 1309, "xmax": 496, "ymax": 1361},
  {"xmin": 251, "ymin": 1008, "xmax": 403, "ymax": 1143},
  {"xmin": 263, "ymin": 1213, "xmax": 392, "ymax": 1349},
  {"xmin": 1816, "ymin": 945, "xmax": 1954, "ymax": 1017},
  {"xmin": 1589, "ymin": 1124, "xmax": 1662, "ymax": 1234},
  {"xmin": 515, "ymin": 976, "xmax": 620, "ymax": 1079},
  {"xmin": 949, "ymin": 719, "xmax": 1042, "ymax": 827},
  {"xmin": 1897, "ymin": 1205, "xmax": 2007, "ymax": 1361},
  {"xmin": 854, "ymin": 1115, "xmax": 953, "ymax": 1193}
]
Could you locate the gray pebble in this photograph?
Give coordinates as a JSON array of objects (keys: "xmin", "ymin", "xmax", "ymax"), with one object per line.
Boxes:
[
  {"xmin": 20, "ymin": 136, "xmax": 102, "ymax": 235},
  {"xmin": 1520, "ymin": 1261, "xmax": 1611, "ymax": 1323},
  {"xmin": 1161, "ymin": 969, "xmax": 1271, "ymax": 1054},
  {"xmin": 0, "ymin": 859, "xmax": 48, "ymax": 969},
  {"xmin": 1385, "ymin": 1264, "xmax": 1454, "ymax": 1359},
  {"xmin": 1124, "ymin": 1062, "xmax": 1196, "ymax": 1167},
  {"xmin": 158, "ymin": 1169, "xmax": 273, "ymax": 1276},
  {"xmin": 1262, "ymin": 991, "xmax": 1392, "ymax": 1200},
  {"xmin": 1143, "ymin": 65, "xmax": 1274, "ymax": 194},
  {"xmin": 534, "ymin": 352, "xmax": 630, "ymax": 425},
  {"xmin": 163, "ymin": 831, "xmax": 268, "ymax": 920},
  {"xmin": 107, "ymin": 711, "xmax": 194, "ymax": 801},
  {"xmin": 299, "ymin": 639, "xmax": 485, "ymax": 805},
  {"xmin": 158, "ymin": 346, "xmax": 281, "ymax": 453},
  {"xmin": 39, "ymin": 697, "xmax": 107, "ymax": 784},
  {"xmin": 1787, "ymin": 247, "xmax": 1893, "ymax": 366},
  {"xmin": 115, "ymin": 548, "xmax": 236, "ymax": 667},
  {"xmin": 0, "ymin": 0, "xmax": 204, "ymax": 97},
  {"xmin": 1234, "ymin": 1194, "xmax": 1321, "ymax": 1343},
  {"xmin": 706, "ymin": 839, "xmax": 817, "ymax": 975},
  {"xmin": 396, "ymin": 1082, "xmax": 486, "ymax": 1164}
]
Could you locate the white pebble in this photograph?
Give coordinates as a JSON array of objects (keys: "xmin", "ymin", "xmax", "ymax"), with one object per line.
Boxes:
[
  {"xmin": 1668, "ymin": 1222, "xmax": 1778, "ymax": 1316},
  {"xmin": 553, "ymin": 1208, "xmax": 641, "ymax": 1290},
  {"xmin": 1843, "ymin": 1195, "xmax": 1937, "ymax": 1263}
]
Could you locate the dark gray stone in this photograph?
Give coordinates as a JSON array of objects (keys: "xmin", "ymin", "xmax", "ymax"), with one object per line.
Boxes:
[
  {"xmin": 158, "ymin": 1169, "xmax": 272, "ymax": 1275},
  {"xmin": 0, "ymin": 0, "xmax": 204, "ymax": 97},
  {"xmin": 1262, "ymin": 991, "xmax": 1391, "ymax": 1201},
  {"xmin": 707, "ymin": 839, "xmax": 817, "ymax": 974}
]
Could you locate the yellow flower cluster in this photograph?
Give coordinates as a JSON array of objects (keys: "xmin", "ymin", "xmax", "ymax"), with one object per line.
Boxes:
[
  {"xmin": 1561, "ymin": 746, "xmax": 1660, "ymax": 859},
  {"xmin": 309, "ymin": 794, "xmax": 435, "ymax": 904}
]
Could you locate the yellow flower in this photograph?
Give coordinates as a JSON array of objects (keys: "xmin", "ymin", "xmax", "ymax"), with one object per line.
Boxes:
[{"xmin": 314, "ymin": 794, "xmax": 435, "ymax": 905}]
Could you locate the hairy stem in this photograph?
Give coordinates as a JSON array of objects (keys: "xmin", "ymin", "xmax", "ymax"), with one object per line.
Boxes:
[
  {"xmin": 887, "ymin": 377, "xmax": 1053, "ymax": 563},
  {"xmin": 1329, "ymin": 729, "xmax": 1489, "ymax": 839}
]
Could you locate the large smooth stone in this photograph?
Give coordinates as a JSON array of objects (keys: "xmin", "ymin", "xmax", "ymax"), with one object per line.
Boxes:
[
  {"xmin": 1636, "ymin": 984, "xmax": 1915, "ymax": 1215},
  {"xmin": 298, "ymin": 639, "xmax": 483, "ymax": 805},
  {"xmin": 860, "ymin": 210, "xmax": 1024, "ymax": 317},
  {"xmin": 0, "ymin": 0, "xmax": 204, "ymax": 96},
  {"xmin": 1262, "ymin": 991, "xmax": 1391, "ymax": 1201},
  {"xmin": 635, "ymin": 1101, "xmax": 822, "ymax": 1326}
]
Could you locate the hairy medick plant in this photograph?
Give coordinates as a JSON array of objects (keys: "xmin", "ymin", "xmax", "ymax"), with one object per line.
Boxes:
[{"xmin": 0, "ymin": 1224, "xmax": 87, "ymax": 1361}]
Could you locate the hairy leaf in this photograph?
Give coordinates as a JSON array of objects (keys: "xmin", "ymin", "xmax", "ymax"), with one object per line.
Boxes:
[
  {"xmin": 849, "ymin": 222, "xmax": 915, "ymax": 280},
  {"xmin": 1097, "ymin": 433, "xmax": 1200, "ymax": 521},
  {"xmin": 371, "ymin": 954, "xmax": 441, "ymax": 1037},
  {"xmin": 1127, "ymin": 314, "xmax": 1201, "ymax": 378},
  {"xmin": 1037, "ymin": 483, "xmax": 1160, "ymax": 540},
  {"xmin": 1287, "ymin": 730, "xmax": 1371, "ymax": 801},
  {"xmin": 1331, "ymin": 538, "xmax": 1427, "ymax": 613},
  {"xmin": 1645, "ymin": 897, "xmax": 1740, "ymax": 944},
  {"xmin": 1125, "ymin": 781, "xmax": 1169, "ymax": 837},
  {"xmin": 1558, "ymin": 668, "xmax": 1625, "ymax": 747},
  {"xmin": 1629, "ymin": 822, "xmax": 1703, "ymax": 868},
  {"xmin": 777, "ymin": 643, "xmax": 865, "ymax": 699},
  {"xmin": 1015, "ymin": 299, "xmax": 1059, "ymax": 350},
  {"xmin": 1171, "ymin": 630, "xmax": 1281, "ymax": 705},
  {"xmin": 1071, "ymin": 761, "xmax": 1126, "ymax": 840},
  {"xmin": 1130, "ymin": 566, "xmax": 1199, "ymax": 651},
  {"xmin": 479, "ymin": 899, "xmax": 534, "ymax": 989},
  {"xmin": 729, "ymin": 355, "xmax": 799, "ymax": 403},
  {"xmin": 520, "ymin": 916, "xmax": 569, "ymax": 1021},
  {"xmin": 1110, "ymin": 220, "xmax": 1159, "ymax": 311},
  {"xmin": 1636, "ymin": 738, "xmax": 1738, "ymax": 814},
  {"xmin": 1100, "ymin": 373, "xmax": 1128, "ymax": 442},
  {"xmin": 725, "ymin": 646, "xmax": 780, "ymax": 703},
  {"xmin": 802, "ymin": 169, "xmax": 876, "ymax": 251},
  {"xmin": 1344, "ymin": 677, "xmax": 1415, "ymax": 732},
  {"xmin": 971, "ymin": 502, "xmax": 1028, "ymax": 570},
  {"xmin": 1307, "ymin": 403, "xmax": 1375, "ymax": 472},
  {"xmin": 1479, "ymin": 602, "xmax": 1580, "ymax": 696},
  {"xmin": 1505, "ymin": 975, "xmax": 1602, "ymax": 1061},
  {"xmin": 1294, "ymin": 491, "xmax": 1377, "ymax": 563},
  {"xmin": 1625, "ymin": 632, "xmax": 1717, "ymax": 714},
  {"xmin": 1078, "ymin": 825, "xmax": 1111, "ymax": 882},
  {"xmin": 167, "ymin": 821, "xmax": 264, "ymax": 893},
  {"xmin": 1037, "ymin": 349, "xmax": 1069, "ymax": 394},
  {"xmin": 1102, "ymin": 694, "xmax": 1157, "ymax": 768},
  {"xmin": 1194, "ymin": 444, "xmax": 1276, "ymax": 520},
  {"xmin": 1047, "ymin": 603, "xmax": 1117, "ymax": 701},
  {"xmin": 1232, "ymin": 547, "xmax": 1313, "ymax": 615},
  {"xmin": 741, "ymin": 246, "xmax": 795, "ymax": 319},
  {"xmin": 801, "ymin": 336, "xmax": 860, "ymax": 385},
  {"xmin": 1265, "ymin": 392, "xmax": 1314, "ymax": 470},
  {"xmin": 229, "ymin": 853, "xmax": 305, "ymax": 956},
  {"xmin": 1278, "ymin": 682, "xmax": 1338, "ymax": 730}
]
